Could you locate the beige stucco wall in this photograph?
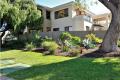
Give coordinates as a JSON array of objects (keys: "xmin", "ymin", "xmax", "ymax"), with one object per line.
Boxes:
[
  {"xmin": 41, "ymin": 7, "xmax": 51, "ymax": 32},
  {"xmin": 51, "ymin": 2, "xmax": 73, "ymax": 31},
  {"xmin": 84, "ymin": 21, "xmax": 93, "ymax": 30},
  {"xmin": 51, "ymin": 2, "xmax": 93, "ymax": 31},
  {"xmin": 72, "ymin": 16, "xmax": 84, "ymax": 31}
]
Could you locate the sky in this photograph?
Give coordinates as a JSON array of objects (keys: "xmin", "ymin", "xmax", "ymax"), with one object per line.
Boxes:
[{"xmin": 35, "ymin": 0, "xmax": 110, "ymax": 15}]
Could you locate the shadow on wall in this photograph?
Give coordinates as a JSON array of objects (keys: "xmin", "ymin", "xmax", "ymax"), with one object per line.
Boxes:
[{"xmin": 7, "ymin": 57, "xmax": 120, "ymax": 80}]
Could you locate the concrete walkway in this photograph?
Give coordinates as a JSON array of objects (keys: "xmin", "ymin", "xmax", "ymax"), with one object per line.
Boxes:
[
  {"xmin": 0, "ymin": 76, "xmax": 15, "ymax": 80},
  {"xmin": 0, "ymin": 59, "xmax": 31, "ymax": 80}
]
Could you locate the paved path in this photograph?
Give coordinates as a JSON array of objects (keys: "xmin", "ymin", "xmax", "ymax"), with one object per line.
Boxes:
[
  {"xmin": 0, "ymin": 76, "xmax": 15, "ymax": 80},
  {"xmin": 0, "ymin": 59, "xmax": 31, "ymax": 80}
]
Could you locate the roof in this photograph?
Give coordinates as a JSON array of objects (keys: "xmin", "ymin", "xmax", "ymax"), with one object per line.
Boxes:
[
  {"xmin": 37, "ymin": 5, "xmax": 52, "ymax": 11},
  {"xmin": 37, "ymin": 1, "xmax": 96, "ymax": 16},
  {"xmin": 93, "ymin": 13, "xmax": 111, "ymax": 19}
]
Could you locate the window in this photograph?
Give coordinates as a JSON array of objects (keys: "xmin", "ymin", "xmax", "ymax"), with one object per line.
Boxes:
[
  {"xmin": 53, "ymin": 28, "xmax": 59, "ymax": 31},
  {"xmin": 84, "ymin": 15, "xmax": 92, "ymax": 22},
  {"xmin": 86, "ymin": 26, "xmax": 90, "ymax": 31},
  {"xmin": 55, "ymin": 8, "xmax": 68, "ymax": 19},
  {"xmin": 64, "ymin": 26, "xmax": 71, "ymax": 31},
  {"xmin": 46, "ymin": 11, "xmax": 51, "ymax": 19}
]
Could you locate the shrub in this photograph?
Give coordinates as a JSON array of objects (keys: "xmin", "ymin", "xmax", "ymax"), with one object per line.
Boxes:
[
  {"xmin": 25, "ymin": 32, "xmax": 42, "ymax": 49},
  {"xmin": 60, "ymin": 32, "xmax": 82, "ymax": 52},
  {"xmin": 25, "ymin": 42, "xmax": 35, "ymax": 50},
  {"xmin": 44, "ymin": 36, "xmax": 53, "ymax": 41},
  {"xmin": 69, "ymin": 48, "xmax": 80, "ymax": 57},
  {"xmin": 82, "ymin": 38, "xmax": 96, "ymax": 49},
  {"xmin": 71, "ymin": 36, "xmax": 81, "ymax": 45},
  {"xmin": 41, "ymin": 41, "xmax": 59, "ymax": 54},
  {"xmin": 60, "ymin": 32, "xmax": 72, "ymax": 41},
  {"xmin": 60, "ymin": 32, "xmax": 81, "ymax": 46},
  {"xmin": 85, "ymin": 33, "xmax": 102, "ymax": 44},
  {"xmin": 63, "ymin": 46, "xmax": 69, "ymax": 52},
  {"xmin": 28, "ymin": 32, "xmax": 43, "ymax": 47},
  {"xmin": 4, "ymin": 39, "xmax": 26, "ymax": 49}
]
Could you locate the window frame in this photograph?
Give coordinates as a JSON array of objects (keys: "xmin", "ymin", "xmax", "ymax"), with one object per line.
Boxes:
[
  {"xmin": 55, "ymin": 8, "xmax": 69, "ymax": 19},
  {"xmin": 53, "ymin": 28, "xmax": 59, "ymax": 31}
]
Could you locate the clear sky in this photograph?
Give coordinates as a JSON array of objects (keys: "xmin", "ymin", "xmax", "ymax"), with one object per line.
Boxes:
[{"xmin": 35, "ymin": 0, "xmax": 110, "ymax": 15}]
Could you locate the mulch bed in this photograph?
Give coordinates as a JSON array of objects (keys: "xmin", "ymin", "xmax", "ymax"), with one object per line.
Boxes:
[{"xmin": 25, "ymin": 47, "xmax": 120, "ymax": 58}]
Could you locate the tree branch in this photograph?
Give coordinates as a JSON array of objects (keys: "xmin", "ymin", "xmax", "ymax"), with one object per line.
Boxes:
[{"xmin": 109, "ymin": 0, "xmax": 120, "ymax": 8}]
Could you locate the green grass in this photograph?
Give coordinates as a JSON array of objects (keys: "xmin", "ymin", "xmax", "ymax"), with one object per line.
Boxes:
[{"xmin": 0, "ymin": 50, "xmax": 120, "ymax": 80}]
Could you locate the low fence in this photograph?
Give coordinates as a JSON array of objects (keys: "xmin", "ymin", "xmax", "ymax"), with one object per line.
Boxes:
[
  {"xmin": 20, "ymin": 31, "xmax": 108, "ymax": 41},
  {"xmin": 39, "ymin": 31, "xmax": 107, "ymax": 41}
]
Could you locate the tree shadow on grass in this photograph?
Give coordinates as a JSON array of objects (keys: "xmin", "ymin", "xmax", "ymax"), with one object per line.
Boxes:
[
  {"xmin": 7, "ymin": 58, "xmax": 120, "ymax": 80},
  {"xmin": 80, "ymin": 50, "xmax": 120, "ymax": 58}
]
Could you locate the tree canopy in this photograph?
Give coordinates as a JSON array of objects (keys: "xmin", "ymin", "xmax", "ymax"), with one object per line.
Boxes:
[{"xmin": 0, "ymin": 0, "xmax": 43, "ymax": 34}]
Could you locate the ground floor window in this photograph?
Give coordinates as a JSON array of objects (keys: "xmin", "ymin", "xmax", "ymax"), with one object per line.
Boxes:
[
  {"xmin": 86, "ymin": 26, "xmax": 90, "ymax": 31},
  {"xmin": 53, "ymin": 28, "xmax": 59, "ymax": 31},
  {"xmin": 64, "ymin": 26, "xmax": 72, "ymax": 31}
]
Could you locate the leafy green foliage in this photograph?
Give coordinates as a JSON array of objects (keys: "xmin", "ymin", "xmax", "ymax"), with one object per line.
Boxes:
[
  {"xmin": 60, "ymin": 32, "xmax": 72, "ymax": 41},
  {"xmin": 82, "ymin": 38, "xmax": 96, "ymax": 49},
  {"xmin": 69, "ymin": 48, "xmax": 81, "ymax": 56},
  {"xmin": 60, "ymin": 32, "xmax": 82, "ymax": 53},
  {"xmin": 63, "ymin": 46, "xmax": 69, "ymax": 52},
  {"xmin": 41, "ymin": 41, "xmax": 59, "ymax": 54},
  {"xmin": 74, "ymin": 0, "xmax": 87, "ymax": 11},
  {"xmin": 25, "ymin": 42, "xmax": 35, "ymax": 50},
  {"xmin": 71, "ymin": 36, "xmax": 81, "ymax": 45},
  {"xmin": 0, "ymin": 0, "xmax": 43, "ymax": 35},
  {"xmin": 60, "ymin": 32, "xmax": 81, "ymax": 46},
  {"xmin": 85, "ymin": 33, "xmax": 103, "ymax": 44},
  {"xmin": 3, "ymin": 39, "xmax": 26, "ymax": 49},
  {"xmin": 0, "ymin": 0, "xmax": 10, "ymax": 18},
  {"xmin": 27, "ymin": 32, "xmax": 42, "ymax": 47},
  {"xmin": 44, "ymin": 36, "xmax": 53, "ymax": 41}
]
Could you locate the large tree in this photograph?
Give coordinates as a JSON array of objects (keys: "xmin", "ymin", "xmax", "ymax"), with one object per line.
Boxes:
[
  {"xmin": 98, "ymin": 0, "xmax": 120, "ymax": 52},
  {"xmin": 0, "ymin": 0, "xmax": 43, "ymax": 35}
]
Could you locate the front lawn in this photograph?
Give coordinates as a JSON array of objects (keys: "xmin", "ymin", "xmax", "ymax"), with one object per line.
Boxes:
[{"xmin": 0, "ymin": 50, "xmax": 120, "ymax": 80}]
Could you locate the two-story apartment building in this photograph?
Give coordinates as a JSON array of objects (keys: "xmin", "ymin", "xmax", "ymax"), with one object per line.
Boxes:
[{"xmin": 37, "ymin": 1, "xmax": 95, "ymax": 32}]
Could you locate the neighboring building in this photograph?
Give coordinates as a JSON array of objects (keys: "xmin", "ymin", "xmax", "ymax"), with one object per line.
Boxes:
[
  {"xmin": 37, "ymin": 1, "xmax": 94, "ymax": 32},
  {"xmin": 92, "ymin": 13, "xmax": 111, "ymax": 31}
]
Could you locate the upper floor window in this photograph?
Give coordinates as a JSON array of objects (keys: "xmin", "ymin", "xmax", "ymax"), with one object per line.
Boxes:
[
  {"xmin": 55, "ymin": 8, "xmax": 69, "ymax": 19},
  {"xmin": 84, "ymin": 15, "xmax": 92, "ymax": 22},
  {"xmin": 46, "ymin": 10, "xmax": 51, "ymax": 20}
]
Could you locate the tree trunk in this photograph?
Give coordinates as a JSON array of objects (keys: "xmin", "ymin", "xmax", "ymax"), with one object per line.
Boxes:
[{"xmin": 100, "ymin": 5, "xmax": 120, "ymax": 52}]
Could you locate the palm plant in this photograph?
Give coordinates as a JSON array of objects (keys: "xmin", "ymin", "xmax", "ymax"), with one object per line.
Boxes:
[{"xmin": 74, "ymin": 0, "xmax": 86, "ymax": 15}]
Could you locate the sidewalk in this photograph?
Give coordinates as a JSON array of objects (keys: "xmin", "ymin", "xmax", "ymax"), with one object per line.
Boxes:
[{"xmin": 0, "ymin": 76, "xmax": 15, "ymax": 80}]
